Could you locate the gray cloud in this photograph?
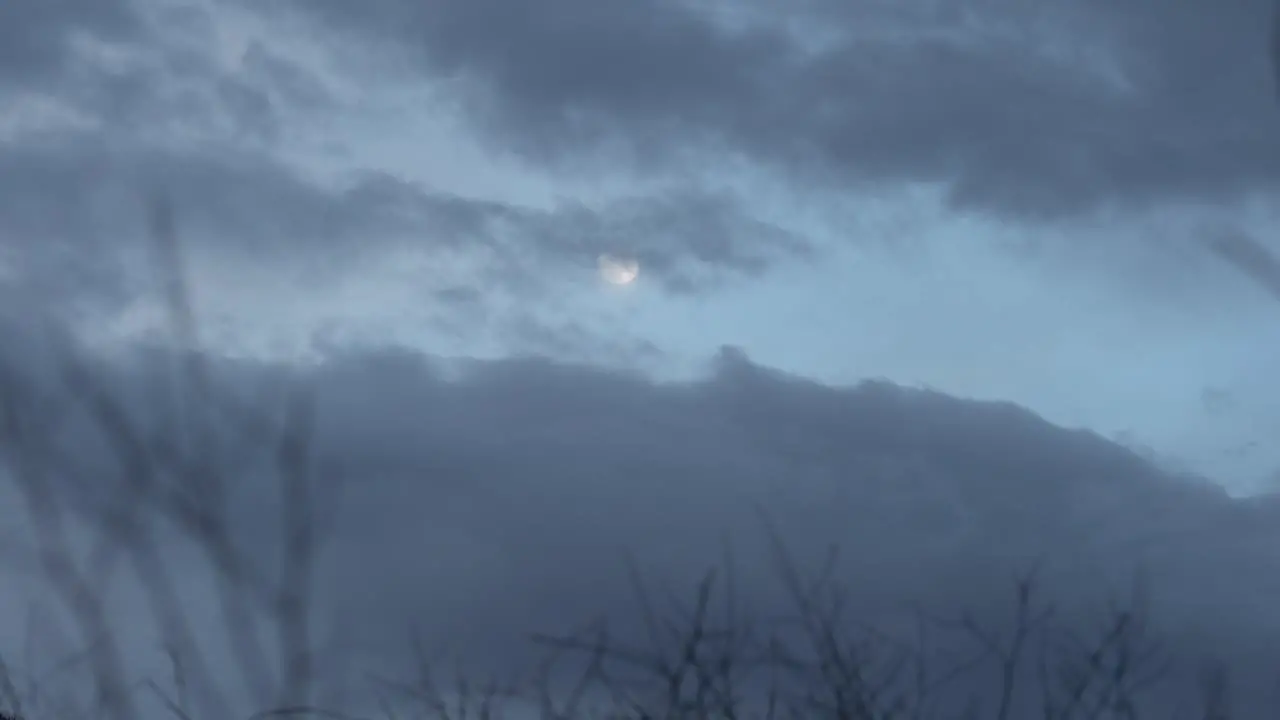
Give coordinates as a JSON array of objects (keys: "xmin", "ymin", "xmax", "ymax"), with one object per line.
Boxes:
[
  {"xmin": 68, "ymin": 14, "xmax": 336, "ymax": 143},
  {"xmin": 0, "ymin": 0, "xmax": 283, "ymax": 145},
  {"xmin": 7, "ymin": 336, "xmax": 1280, "ymax": 715},
  {"xmin": 7, "ymin": 4, "xmax": 1280, "ymax": 713},
  {"xmin": 494, "ymin": 311, "xmax": 666, "ymax": 366},
  {"xmin": 523, "ymin": 189, "xmax": 809, "ymax": 294},
  {"xmin": 0, "ymin": 131, "xmax": 802, "ymax": 353},
  {"xmin": 0, "ymin": 137, "xmax": 480, "ymax": 314},
  {"xmin": 8, "ymin": 0, "xmax": 1280, "ymax": 305},
  {"xmin": 1209, "ymin": 229, "xmax": 1280, "ymax": 301},
  {"xmin": 0, "ymin": 0, "xmax": 807, "ymax": 311},
  {"xmin": 238, "ymin": 40, "xmax": 335, "ymax": 112},
  {"xmin": 277, "ymin": 0, "xmax": 1280, "ymax": 219},
  {"xmin": 249, "ymin": 347, "xmax": 1280, "ymax": 716},
  {"xmin": 0, "ymin": 0, "xmax": 144, "ymax": 88}
]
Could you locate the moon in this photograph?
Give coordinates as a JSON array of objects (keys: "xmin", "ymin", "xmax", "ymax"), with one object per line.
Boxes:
[{"xmin": 598, "ymin": 254, "xmax": 640, "ymax": 285}]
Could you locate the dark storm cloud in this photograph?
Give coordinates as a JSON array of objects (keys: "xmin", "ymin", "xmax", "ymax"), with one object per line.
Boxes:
[
  {"xmin": 280, "ymin": 0, "xmax": 1280, "ymax": 219},
  {"xmin": 10, "ymin": 337, "xmax": 1280, "ymax": 715}
]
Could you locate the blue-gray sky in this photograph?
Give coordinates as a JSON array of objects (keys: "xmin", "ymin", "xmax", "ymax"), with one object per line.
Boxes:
[
  {"xmin": 4, "ymin": 0, "xmax": 1280, "ymax": 717},
  {"xmin": 5, "ymin": 0, "xmax": 1280, "ymax": 492}
]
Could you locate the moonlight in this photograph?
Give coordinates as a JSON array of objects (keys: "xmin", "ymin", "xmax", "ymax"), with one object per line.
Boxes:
[{"xmin": 598, "ymin": 254, "xmax": 640, "ymax": 285}]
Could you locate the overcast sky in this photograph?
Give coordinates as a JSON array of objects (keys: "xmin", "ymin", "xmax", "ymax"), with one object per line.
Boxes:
[
  {"xmin": 5, "ymin": 0, "xmax": 1280, "ymax": 493},
  {"xmin": 5, "ymin": 0, "xmax": 1280, "ymax": 717}
]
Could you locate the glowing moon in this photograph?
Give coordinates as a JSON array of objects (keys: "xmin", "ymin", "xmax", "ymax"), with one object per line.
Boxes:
[{"xmin": 598, "ymin": 254, "xmax": 639, "ymax": 285}]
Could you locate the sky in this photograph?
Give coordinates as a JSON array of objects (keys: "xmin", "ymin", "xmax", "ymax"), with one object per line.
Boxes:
[
  {"xmin": 4, "ymin": 0, "xmax": 1280, "ymax": 493},
  {"xmin": 4, "ymin": 0, "xmax": 1280, "ymax": 717}
]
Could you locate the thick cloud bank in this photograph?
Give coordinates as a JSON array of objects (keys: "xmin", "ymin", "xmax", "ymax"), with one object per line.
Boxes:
[{"xmin": 4, "ymin": 332, "xmax": 1280, "ymax": 716}]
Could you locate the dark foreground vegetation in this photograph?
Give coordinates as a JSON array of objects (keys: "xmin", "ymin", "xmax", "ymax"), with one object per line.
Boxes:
[{"xmin": 0, "ymin": 201, "xmax": 1274, "ymax": 719}]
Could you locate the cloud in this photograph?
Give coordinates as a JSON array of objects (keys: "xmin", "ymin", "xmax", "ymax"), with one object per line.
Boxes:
[
  {"xmin": 0, "ymin": 0, "xmax": 292, "ymax": 144},
  {"xmin": 0, "ymin": 124, "xmax": 801, "ymax": 358},
  {"xmin": 0, "ymin": 1, "xmax": 808, "ymax": 319},
  {"xmin": 6, "ymin": 2, "xmax": 1280, "ymax": 711},
  {"xmin": 0, "ymin": 0, "xmax": 810, "ymax": 332},
  {"xmin": 1208, "ymin": 228, "xmax": 1280, "ymax": 301},
  {"xmin": 0, "ymin": 0, "xmax": 144, "ymax": 88},
  {"xmin": 8, "ymin": 0, "xmax": 1280, "ymax": 315},
  {"xmin": 6, "ymin": 337, "xmax": 1280, "ymax": 714},
  {"xmin": 0, "ymin": 137, "xmax": 473, "ymax": 313},
  {"xmin": 276, "ymin": 0, "xmax": 1280, "ymax": 220}
]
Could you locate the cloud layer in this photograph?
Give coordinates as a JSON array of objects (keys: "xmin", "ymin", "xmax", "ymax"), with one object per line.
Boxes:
[
  {"xmin": 5, "ymin": 331, "xmax": 1280, "ymax": 715},
  {"xmin": 279, "ymin": 0, "xmax": 1280, "ymax": 218}
]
